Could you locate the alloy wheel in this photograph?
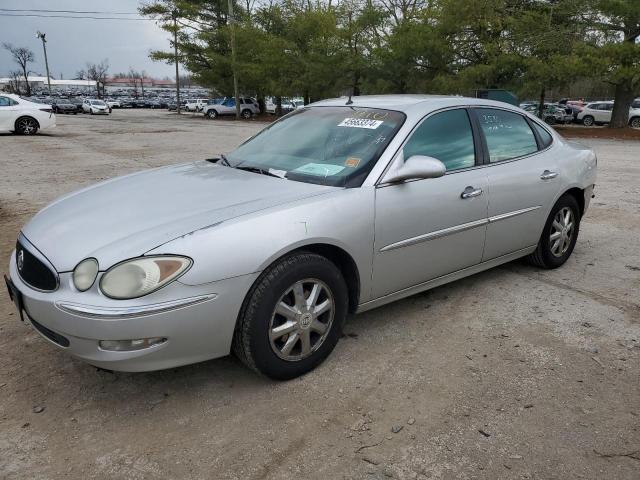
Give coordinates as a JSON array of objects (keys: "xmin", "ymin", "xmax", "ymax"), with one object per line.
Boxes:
[
  {"xmin": 549, "ymin": 207, "xmax": 574, "ymax": 257},
  {"xmin": 17, "ymin": 118, "xmax": 37, "ymax": 135},
  {"xmin": 269, "ymin": 278, "xmax": 335, "ymax": 361}
]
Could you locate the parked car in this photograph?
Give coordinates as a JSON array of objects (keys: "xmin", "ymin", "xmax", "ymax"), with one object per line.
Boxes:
[
  {"xmin": 52, "ymin": 100, "xmax": 78, "ymax": 115},
  {"xmin": 266, "ymin": 98, "xmax": 304, "ymax": 114},
  {"xmin": 69, "ymin": 98, "xmax": 85, "ymax": 113},
  {"xmin": 0, "ymin": 93, "xmax": 56, "ymax": 134},
  {"xmin": 577, "ymin": 101, "xmax": 640, "ymax": 127},
  {"xmin": 185, "ymin": 99, "xmax": 208, "ymax": 112},
  {"xmin": 82, "ymin": 99, "xmax": 110, "ymax": 115},
  {"xmin": 106, "ymin": 100, "xmax": 121, "ymax": 109},
  {"xmin": 204, "ymin": 97, "xmax": 260, "ymax": 119},
  {"xmin": 522, "ymin": 103, "xmax": 573, "ymax": 125},
  {"xmin": 5, "ymin": 95, "xmax": 597, "ymax": 379}
]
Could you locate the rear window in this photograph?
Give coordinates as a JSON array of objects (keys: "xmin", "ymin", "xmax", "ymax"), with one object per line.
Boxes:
[{"xmin": 531, "ymin": 121, "xmax": 553, "ymax": 149}]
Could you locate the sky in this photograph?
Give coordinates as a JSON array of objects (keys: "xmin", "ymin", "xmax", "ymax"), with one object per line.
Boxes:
[{"xmin": 0, "ymin": 0, "xmax": 178, "ymax": 79}]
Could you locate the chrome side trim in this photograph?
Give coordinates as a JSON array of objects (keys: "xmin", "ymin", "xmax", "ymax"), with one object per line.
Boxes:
[
  {"xmin": 380, "ymin": 218, "xmax": 488, "ymax": 252},
  {"xmin": 358, "ymin": 246, "xmax": 537, "ymax": 313},
  {"xmin": 55, "ymin": 294, "xmax": 217, "ymax": 319},
  {"xmin": 488, "ymin": 205, "xmax": 541, "ymax": 223}
]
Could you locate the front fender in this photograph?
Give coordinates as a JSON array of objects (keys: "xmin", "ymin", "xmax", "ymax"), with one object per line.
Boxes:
[{"xmin": 147, "ymin": 187, "xmax": 376, "ymax": 301}]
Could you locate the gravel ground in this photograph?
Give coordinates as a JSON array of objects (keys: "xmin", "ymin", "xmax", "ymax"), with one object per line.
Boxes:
[{"xmin": 1, "ymin": 110, "xmax": 638, "ymax": 480}]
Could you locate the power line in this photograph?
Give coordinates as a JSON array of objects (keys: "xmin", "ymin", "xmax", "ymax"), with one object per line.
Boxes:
[
  {"xmin": 0, "ymin": 8, "xmax": 140, "ymax": 15},
  {"xmin": 0, "ymin": 13, "xmax": 154, "ymax": 21}
]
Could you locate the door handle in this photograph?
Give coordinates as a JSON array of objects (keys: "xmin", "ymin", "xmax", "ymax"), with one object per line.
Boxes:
[
  {"xmin": 461, "ymin": 186, "xmax": 483, "ymax": 199},
  {"xmin": 540, "ymin": 170, "xmax": 558, "ymax": 180}
]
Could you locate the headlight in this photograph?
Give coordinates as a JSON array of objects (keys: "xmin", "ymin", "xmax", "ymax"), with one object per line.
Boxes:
[
  {"xmin": 73, "ymin": 258, "xmax": 99, "ymax": 291},
  {"xmin": 99, "ymin": 256, "xmax": 192, "ymax": 299}
]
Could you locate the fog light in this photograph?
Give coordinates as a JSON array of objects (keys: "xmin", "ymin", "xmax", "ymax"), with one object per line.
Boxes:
[{"xmin": 99, "ymin": 337, "xmax": 166, "ymax": 352}]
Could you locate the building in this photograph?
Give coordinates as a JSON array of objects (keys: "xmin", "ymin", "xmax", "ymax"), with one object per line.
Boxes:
[{"xmin": 0, "ymin": 76, "xmax": 97, "ymax": 92}]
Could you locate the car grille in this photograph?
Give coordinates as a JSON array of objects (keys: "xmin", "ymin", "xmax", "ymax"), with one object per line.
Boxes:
[
  {"xmin": 30, "ymin": 317, "xmax": 70, "ymax": 347},
  {"xmin": 16, "ymin": 240, "xmax": 58, "ymax": 291}
]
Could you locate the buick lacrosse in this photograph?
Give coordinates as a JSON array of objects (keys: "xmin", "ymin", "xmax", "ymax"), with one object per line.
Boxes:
[{"xmin": 5, "ymin": 95, "xmax": 597, "ymax": 379}]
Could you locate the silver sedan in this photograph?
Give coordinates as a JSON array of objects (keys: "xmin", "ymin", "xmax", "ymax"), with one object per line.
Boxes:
[{"xmin": 5, "ymin": 95, "xmax": 597, "ymax": 379}]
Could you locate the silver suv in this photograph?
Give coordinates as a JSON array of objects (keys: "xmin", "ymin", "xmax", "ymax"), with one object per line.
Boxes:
[{"xmin": 203, "ymin": 97, "xmax": 260, "ymax": 119}]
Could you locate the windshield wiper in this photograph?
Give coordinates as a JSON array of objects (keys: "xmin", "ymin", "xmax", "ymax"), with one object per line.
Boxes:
[
  {"xmin": 206, "ymin": 154, "xmax": 231, "ymax": 166},
  {"xmin": 234, "ymin": 166, "xmax": 284, "ymax": 179}
]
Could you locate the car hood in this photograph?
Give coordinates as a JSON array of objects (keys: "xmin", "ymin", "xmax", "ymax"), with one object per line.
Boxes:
[{"xmin": 22, "ymin": 161, "xmax": 334, "ymax": 272}]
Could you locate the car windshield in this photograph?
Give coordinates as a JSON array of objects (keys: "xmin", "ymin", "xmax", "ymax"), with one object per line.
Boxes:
[
  {"xmin": 226, "ymin": 106, "xmax": 405, "ymax": 187},
  {"xmin": 91, "ymin": 100, "xmax": 105, "ymax": 106}
]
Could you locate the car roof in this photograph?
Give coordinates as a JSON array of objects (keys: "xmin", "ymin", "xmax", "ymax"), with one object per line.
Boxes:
[{"xmin": 309, "ymin": 94, "xmax": 521, "ymax": 114}]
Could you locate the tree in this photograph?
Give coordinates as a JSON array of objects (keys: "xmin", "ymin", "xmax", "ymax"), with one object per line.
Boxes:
[
  {"xmin": 87, "ymin": 59, "xmax": 110, "ymax": 98},
  {"xmin": 583, "ymin": 0, "xmax": 640, "ymax": 128},
  {"xmin": 3, "ymin": 43, "xmax": 35, "ymax": 96}
]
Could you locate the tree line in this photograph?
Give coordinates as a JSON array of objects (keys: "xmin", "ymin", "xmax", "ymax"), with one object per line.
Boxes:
[{"xmin": 141, "ymin": 0, "xmax": 639, "ymax": 128}]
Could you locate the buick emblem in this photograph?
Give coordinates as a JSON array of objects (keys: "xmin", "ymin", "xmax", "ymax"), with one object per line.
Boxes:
[{"xmin": 17, "ymin": 249, "xmax": 24, "ymax": 272}]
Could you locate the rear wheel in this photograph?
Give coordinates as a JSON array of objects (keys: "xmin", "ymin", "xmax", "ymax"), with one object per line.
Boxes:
[
  {"xmin": 582, "ymin": 115, "xmax": 594, "ymax": 126},
  {"xmin": 15, "ymin": 117, "xmax": 39, "ymax": 135},
  {"xmin": 527, "ymin": 194, "xmax": 581, "ymax": 269},
  {"xmin": 630, "ymin": 117, "xmax": 640, "ymax": 128},
  {"xmin": 233, "ymin": 252, "xmax": 348, "ymax": 380}
]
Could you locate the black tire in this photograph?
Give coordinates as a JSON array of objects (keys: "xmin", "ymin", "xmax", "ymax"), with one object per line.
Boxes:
[
  {"xmin": 582, "ymin": 115, "xmax": 594, "ymax": 126},
  {"xmin": 527, "ymin": 194, "xmax": 581, "ymax": 269},
  {"xmin": 630, "ymin": 117, "xmax": 640, "ymax": 129},
  {"xmin": 206, "ymin": 109, "xmax": 218, "ymax": 119},
  {"xmin": 14, "ymin": 116, "xmax": 39, "ymax": 135},
  {"xmin": 241, "ymin": 109, "xmax": 252, "ymax": 119},
  {"xmin": 233, "ymin": 251, "xmax": 348, "ymax": 380}
]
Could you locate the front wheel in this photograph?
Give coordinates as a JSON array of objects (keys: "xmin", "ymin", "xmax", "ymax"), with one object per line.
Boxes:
[
  {"xmin": 206, "ymin": 109, "xmax": 217, "ymax": 119},
  {"xmin": 582, "ymin": 115, "xmax": 594, "ymax": 126},
  {"xmin": 233, "ymin": 252, "xmax": 348, "ymax": 380},
  {"xmin": 527, "ymin": 194, "xmax": 581, "ymax": 269},
  {"xmin": 241, "ymin": 109, "xmax": 252, "ymax": 119},
  {"xmin": 630, "ymin": 117, "xmax": 640, "ymax": 128}
]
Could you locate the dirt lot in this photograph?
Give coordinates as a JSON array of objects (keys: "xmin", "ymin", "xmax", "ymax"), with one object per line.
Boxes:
[{"xmin": 1, "ymin": 110, "xmax": 639, "ymax": 480}]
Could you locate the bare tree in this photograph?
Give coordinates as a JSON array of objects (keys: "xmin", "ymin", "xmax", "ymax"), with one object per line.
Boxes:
[
  {"xmin": 5, "ymin": 71, "xmax": 23, "ymax": 94},
  {"xmin": 86, "ymin": 59, "xmax": 110, "ymax": 98},
  {"xmin": 3, "ymin": 43, "xmax": 35, "ymax": 96},
  {"xmin": 75, "ymin": 69, "xmax": 87, "ymax": 80}
]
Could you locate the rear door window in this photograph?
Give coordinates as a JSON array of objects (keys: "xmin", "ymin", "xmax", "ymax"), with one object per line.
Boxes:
[{"xmin": 476, "ymin": 108, "xmax": 538, "ymax": 162}]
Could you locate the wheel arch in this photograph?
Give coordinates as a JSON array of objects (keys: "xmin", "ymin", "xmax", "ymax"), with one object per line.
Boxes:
[
  {"xmin": 254, "ymin": 242, "xmax": 361, "ymax": 314},
  {"xmin": 562, "ymin": 187, "xmax": 585, "ymax": 217}
]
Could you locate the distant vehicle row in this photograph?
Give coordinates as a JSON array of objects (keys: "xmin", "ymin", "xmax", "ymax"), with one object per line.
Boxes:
[{"xmin": 520, "ymin": 99, "xmax": 640, "ymax": 127}]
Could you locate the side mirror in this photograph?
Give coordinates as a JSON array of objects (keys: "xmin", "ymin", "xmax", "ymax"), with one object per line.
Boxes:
[{"xmin": 384, "ymin": 155, "xmax": 446, "ymax": 183}]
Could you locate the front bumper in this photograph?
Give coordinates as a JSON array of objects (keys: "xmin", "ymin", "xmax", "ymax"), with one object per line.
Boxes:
[{"xmin": 7, "ymin": 252, "xmax": 258, "ymax": 372}]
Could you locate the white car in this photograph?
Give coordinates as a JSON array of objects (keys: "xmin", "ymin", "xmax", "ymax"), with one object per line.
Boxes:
[
  {"xmin": 0, "ymin": 93, "xmax": 56, "ymax": 135},
  {"xmin": 577, "ymin": 101, "xmax": 640, "ymax": 128},
  {"xmin": 265, "ymin": 98, "xmax": 305, "ymax": 114},
  {"xmin": 185, "ymin": 99, "xmax": 208, "ymax": 112},
  {"xmin": 204, "ymin": 97, "xmax": 260, "ymax": 119},
  {"xmin": 82, "ymin": 99, "xmax": 110, "ymax": 115},
  {"xmin": 105, "ymin": 100, "xmax": 121, "ymax": 109}
]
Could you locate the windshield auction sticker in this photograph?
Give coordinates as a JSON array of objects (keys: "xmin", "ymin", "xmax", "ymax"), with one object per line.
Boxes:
[
  {"xmin": 293, "ymin": 163, "xmax": 345, "ymax": 177},
  {"xmin": 338, "ymin": 118, "xmax": 384, "ymax": 129}
]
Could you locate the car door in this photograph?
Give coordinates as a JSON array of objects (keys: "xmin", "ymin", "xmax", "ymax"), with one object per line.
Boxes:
[
  {"xmin": 473, "ymin": 108, "xmax": 561, "ymax": 261},
  {"xmin": 0, "ymin": 96, "xmax": 18, "ymax": 130},
  {"xmin": 372, "ymin": 108, "xmax": 489, "ymax": 298}
]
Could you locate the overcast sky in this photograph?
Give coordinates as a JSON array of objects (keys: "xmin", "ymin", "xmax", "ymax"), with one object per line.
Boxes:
[{"xmin": 0, "ymin": 0, "xmax": 178, "ymax": 79}]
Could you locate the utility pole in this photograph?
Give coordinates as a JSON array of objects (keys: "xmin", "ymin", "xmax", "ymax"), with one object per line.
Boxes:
[
  {"xmin": 36, "ymin": 31, "xmax": 52, "ymax": 96},
  {"xmin": 172, "ymin": 10, "xmax": 181, "ymax": 114},
  {"xmin": 227, "ymin": 0, "xmax": 240, "ymax": 119}
]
